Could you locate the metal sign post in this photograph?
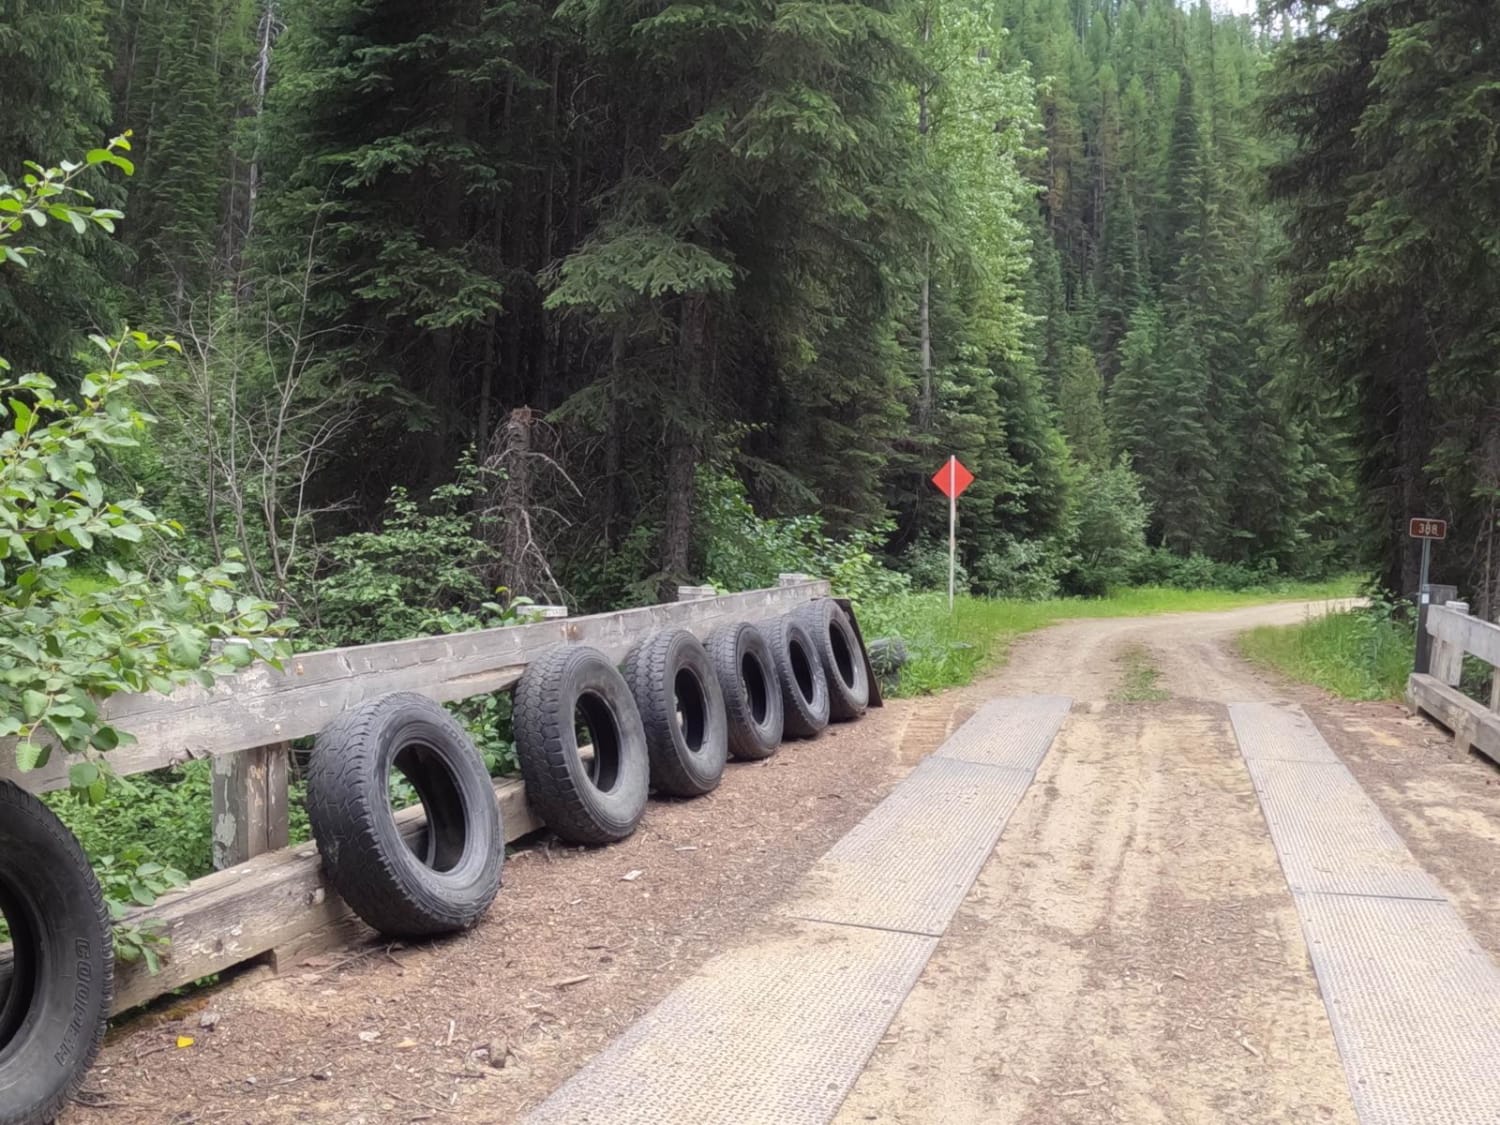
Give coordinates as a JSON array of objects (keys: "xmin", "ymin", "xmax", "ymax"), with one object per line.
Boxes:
[
  {"xmin": 1410, "ymin": 517, "xmax": 1448, "ymax": 675},
  {"xmin": 930, "ymin": 456, "xmax": 974, "ymax": 613},
  {"xmin": 948, "ymin": 462, "xmax": 956, "ymax": 610}
]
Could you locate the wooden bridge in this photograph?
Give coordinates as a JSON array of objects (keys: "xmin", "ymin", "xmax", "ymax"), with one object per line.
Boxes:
[{"xmin": 1408, "ymin": 598, "xmax": 1500, "ymax": 766}]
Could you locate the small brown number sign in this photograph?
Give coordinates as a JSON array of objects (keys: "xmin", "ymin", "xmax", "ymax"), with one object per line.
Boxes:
[{"xmin": 1408, "ymin": 517, "xmax": 1447, "ymax": 540}]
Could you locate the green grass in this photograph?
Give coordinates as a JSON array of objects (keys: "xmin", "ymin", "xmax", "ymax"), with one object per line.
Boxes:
[
  {"xmin": 1112, "ymin": 645, "xmax": 1169, "ymax": 702},
  {"xmin": 1238, "ymin": 609, "xmax": 1413, "ymax": 701},
  {"xmin": 859, "ymin": 578, "xmax": 1358, "ymax": 697}
]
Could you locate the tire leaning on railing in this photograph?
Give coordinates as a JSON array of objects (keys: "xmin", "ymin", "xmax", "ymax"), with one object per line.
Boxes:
[
  {"xmin": 705, "ymin": 621, "xmax": 784, "ymax": 760},
  {"xmin": 622, "ymin": 629, "xmax": 728, "ymax": 797},
  {"xmin": 0, "ymin": 782, "xmax": 113, "ymax": 1125},
  {"xmin": 764, "ymin": 614, "xmax": 830, "ymax": 739},
  {"xmin": 792, "ymin": 598, "xmax": 870, "ymax": 722},
  {"xmin": 514, "ymin": 645, "xmax": 650, "ymax": 845},
  {"xmin": 305, "ymin": 693, "xmax": 504, "ymax": 938}
]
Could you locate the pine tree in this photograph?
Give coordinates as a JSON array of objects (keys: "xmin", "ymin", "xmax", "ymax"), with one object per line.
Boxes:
[
  {"xmin": 1056, "ymin": 344, "xmax": 1109, "ymax": 467},
  {"xmin": 0, "ymin": 0, "xmax": 117, "ymax": 376},
  {"xmin": 256, "ymin": 0, "xmax": 537, "ymax": 493},
  {"xmin": 1094, "ymin": 185, "xmax": 1143, "ymax": 376},
  {"xmin": 108, "ymin": 0, "xmax": 260, "ymax": 308},
  {"xmin": 1265, "ymin": 0, "xmax": 1500, "ymax": 600}
]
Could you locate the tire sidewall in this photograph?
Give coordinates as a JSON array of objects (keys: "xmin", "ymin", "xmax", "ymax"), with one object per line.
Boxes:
[
  {"xmin": 798, "ymin": 600, "xmax": 869, "ymax": 719},
  {"xmin": 772, "ymin": 615, "xmax": 830, "ymax": 737},
  {"xmin": 0, "ymin": 784, "xmax": 111, "ymax": 1125},
  {"xmin": 308, "ymin": 694, "xmax": 503, "ymax": 936},
  {"xmin": 710, "ymin": 622, "xmax": 784, "ymax": 760},
  {"xmin": 364, "ymin": 705, "xmax": 502, "ymax": 905},
  {"xmin": 558, "ymin": 654, "xmax": 651, "ymax": 836},
  {"xmin": 657, "ymin": 630, "xmax": 726, "ymax": 798}
]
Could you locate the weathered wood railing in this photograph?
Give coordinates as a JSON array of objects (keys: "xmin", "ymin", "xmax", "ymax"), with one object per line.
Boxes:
[
  {"xmin": 1407, "ymin": 600, "xmax": 1500, "ymax": 764},
  {"xmin": 0, "ymin": 578, "xmax": 828, "ymax": 1013}
]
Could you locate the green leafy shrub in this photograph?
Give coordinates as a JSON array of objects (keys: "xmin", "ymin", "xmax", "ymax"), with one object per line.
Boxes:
[
  {"xmin": 972, "ymin": 540, "xmax": 1064, "ymax": 600},
  {"xmin": 49, "ymin": 763, "xmax": 217, "ymax": 878},
  {"xmin": 0, "ymin": 140, "xmax": 289, "ymax": 793},
  {"xmin": 900, "ymin": 539, "xmax": 968, "ymax": 593},
  {"xmin": 90, "ymin": 848, "xmax": 189, "ymax": 973},
  {"xmin": 1129, "ymin": 548, "xmax": 1279, "ymax": 592},
  {"xmin": 1060, "ymin": 458, "xmax": 1150, "ymax": 596},
  {"xmin": 697, "ymin": 467, "xmax": 908, "ymax": 604},
  {"xmin": 300, "ymin": 459, "xmax": 497, "ymax": 648},
  {"xmin": 292, "ymin": 456, "xmax": 536, "ymax": 771}
]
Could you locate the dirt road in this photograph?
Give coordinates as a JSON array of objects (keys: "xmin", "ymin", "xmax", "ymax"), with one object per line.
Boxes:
[
  {"xmin": 65, "ymin": 598, "xmax": 1500, "ymax": 1124},
  {"xmin": 838, "ymin": 602, "xmax": 1360, "ymax": 1125},
  {"xmin": 835, "ymin": 598, "xmax": 1500, "ymax": 1124}
]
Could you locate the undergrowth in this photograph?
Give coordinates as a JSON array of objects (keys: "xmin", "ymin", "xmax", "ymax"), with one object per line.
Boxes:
[{"xmin": 1238, "ymin": 603, "xmax": 1412, "ymax": 702}]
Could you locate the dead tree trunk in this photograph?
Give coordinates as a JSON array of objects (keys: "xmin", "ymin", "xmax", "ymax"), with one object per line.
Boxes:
[
  {"xmin": 495, "ymin": 407, "xmax": 535, "ymax": 598},
  {"xmin": 659, "ymin": 297, "xmax": 705, "ymax": 601}
]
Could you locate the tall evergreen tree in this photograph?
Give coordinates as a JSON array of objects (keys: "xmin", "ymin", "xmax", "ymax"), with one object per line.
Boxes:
[
  {"xmin": 0, "ymin": 0, "xmax": 117, "ymax": 375},
  {"xmin": 1265, "ymin": 0, "xmax": 1500, "ymax": 603}
]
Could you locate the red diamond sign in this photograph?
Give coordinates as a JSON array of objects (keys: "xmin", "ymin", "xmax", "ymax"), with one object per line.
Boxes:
[{"xmin": 931, "ymin": 456, "xmax": 974, "ymax": 500}]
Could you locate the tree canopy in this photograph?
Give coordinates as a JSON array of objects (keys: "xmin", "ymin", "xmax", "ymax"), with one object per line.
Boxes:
[{"xmin": 8, "ymin": 0, "xmax": 1491, "ymax": 615}]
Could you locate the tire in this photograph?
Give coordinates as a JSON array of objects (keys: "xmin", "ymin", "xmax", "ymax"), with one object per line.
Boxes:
[
  {"xmin": 306, "ymin": 693, "xmax": 503, "ymax": 939},
  {"xmin": 793, "ymin": 599, "xmax": 870, "ymax": 721},
  {"xmin": 622, "ymin": 629, "xmax": 729, "ymax": 797},
  {"xmin": 706, "ymin": 621, "xmax": 784, "ymax": 760},
  {"xmin": 764, "ymin": 614, "xmax": 830, "ymax": 739},
  {"xmin": 0, "ymin": 781, "xmax": 113, "ymax": 1125},
  {"xmin": 513, "ymin": 645, "xmax": 650, "ymax": 845}
]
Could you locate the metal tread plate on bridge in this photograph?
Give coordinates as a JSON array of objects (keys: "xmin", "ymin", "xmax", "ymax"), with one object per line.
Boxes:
[
  {"xmin": 1297, "ymin": 893, "xmax": 1500, "ymax": 1125},
  {"xmin": 1243, "ymin": 756, "xmax": 1446, "ymax": 901},
  {"xmin": 1228, "ymin": 701, "xmax": 1342, "ymax": 763},
  {"xmin": 1231, "ymin": 701, "xmax": 1500, "ymax": 1122},
  {"xmin": 523, "ymin": 919, "xmax": 937, "ymax": 1125},
  {"xmin": 933, "ymin": 694, "xmax": 1073, "ymax": 773},
  {"xmin": 780, "ymin": 693, "xmax": 1069, "ymax": 936}
]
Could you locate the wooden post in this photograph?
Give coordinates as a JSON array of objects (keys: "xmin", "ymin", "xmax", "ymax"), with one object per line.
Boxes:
[
  {"xmin": 677, "ymin": 585, "xmax": 716, "ymax": 601},
  {"xmin": 1433, "ymin": 601, "xmax": 1470, "ymax": 688},
  {"xmin": 211, "ymin": 743, "xmax": 290, "ymax": 870}
]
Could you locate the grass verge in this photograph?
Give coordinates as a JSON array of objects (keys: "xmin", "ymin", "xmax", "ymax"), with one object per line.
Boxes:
[
  {"xmin": 1238, "ymin": 609, "xmax": 1412, "ymax": 702},
  {"xmin": 858, "ymin": 578, "xmax": 1358, "ymax": 697}
]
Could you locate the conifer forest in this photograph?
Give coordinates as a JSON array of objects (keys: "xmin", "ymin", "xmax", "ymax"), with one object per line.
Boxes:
[{"xmin": 2, "ymin": 0, "xmax": 1497, "ymax": 632}]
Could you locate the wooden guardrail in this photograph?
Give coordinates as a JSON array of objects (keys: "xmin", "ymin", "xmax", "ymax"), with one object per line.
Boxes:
[
  {"xmin": 1407, "ymin": 600, "xmax": 1500, "ymax": 765},
  {"xmin": 1, "ymin": 578, "xmax": 829, "ymax": 1013}
]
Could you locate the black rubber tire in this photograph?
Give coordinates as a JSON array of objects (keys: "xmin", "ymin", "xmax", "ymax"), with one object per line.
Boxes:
[
  {"xmin": 514, "ymin": 645, "xmax": 650, "ymax": 845},
  {"xmin": 0, "ymin": 781, "xmax": 113, "ymax": 1125},
  {"xmin": 306, "ymin": 693, "xmax": 503, "ymax": 939},
  {"xmin": 622, "ymin": 629, "xmax": 729, "ymax": 797},
  {"xmin": 764, "ymin": 614, "xmax": 830, "ymax": 739},
  {"xmin": 706, "ymin": 621, "xmax": 784, "ymax": 760},
  {"xmin": 793, "ymin": 599, "xmax": 870, "ymax": 722}
]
